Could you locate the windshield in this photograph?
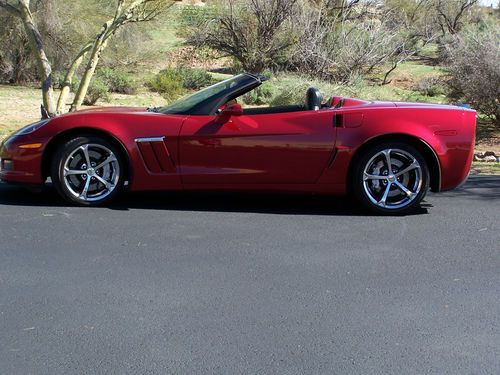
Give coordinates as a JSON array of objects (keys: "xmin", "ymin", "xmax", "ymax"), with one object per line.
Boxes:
[{"xmin": 159, "ymin": 74, "xmax": 254, "ymax": 114}]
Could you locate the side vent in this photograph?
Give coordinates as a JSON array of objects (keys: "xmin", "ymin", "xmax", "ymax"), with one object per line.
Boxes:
[{"xmin": 135, "ymin": 137, "xmax": 176, "ymax": 173}]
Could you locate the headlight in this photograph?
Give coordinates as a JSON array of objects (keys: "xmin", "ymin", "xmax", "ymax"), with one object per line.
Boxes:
[{"xmin": 13, "ymin": 119, "xmax": 50, "ymax": 136}]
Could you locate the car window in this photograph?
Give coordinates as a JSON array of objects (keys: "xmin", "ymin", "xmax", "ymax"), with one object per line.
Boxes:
[{"xmin": 159, "ymin": 75, "xmax": 250, "ymax": 114}]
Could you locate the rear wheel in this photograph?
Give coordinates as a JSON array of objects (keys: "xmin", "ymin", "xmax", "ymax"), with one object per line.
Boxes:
[
  {"xmin": 352, "ymin": 142, "xmax": 429, "ymax": 215},
  {"xmin": 51, "ymin": 136, "xmax": 125, "ymax": 206}
]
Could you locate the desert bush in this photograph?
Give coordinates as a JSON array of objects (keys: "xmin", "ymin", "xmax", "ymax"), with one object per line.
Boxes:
[
  {"xmin": 82, "ymin": 78, "xmax": 110, "ymax": 106},
  {"xmin": 444, "ymin": 23, "xmax": 499, "ymax": 123},
  {"xmin": 414, "ymin": 76, "xmax": 445, "ymax": 97},
  {"xmin": 268, "ymin": 75, "xmax": 344, "ymax": 106},
  {"xmin": 187, "ymin": 0, "xmax": 299, "ymax": 73},
  {"xmin": 51, "ymin": 71, "xmax": 67, "ymax": 90},
  {"xmin": 242, "ymin": 83, "xmax": 274, "ymax": 105},
  {"xmin": 98, "ymin": 68, "xmax": 138, "ymax": 94},
  {"xmin": 177, "ymin": 67, "xmax": 215, "ymax": 90},
  {"xmin": 147, "ymin": 67, "xmax": 215, "ymax": 100},
  {"xmin": 291, "ymin": 5, "xmax": 415, "ymax": 83},
  {"xmin": 147, "ymin": 68, "xmax": 185, "ymax": 102}
]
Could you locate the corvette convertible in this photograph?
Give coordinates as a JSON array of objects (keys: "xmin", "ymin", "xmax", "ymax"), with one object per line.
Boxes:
[{"xmin": 0, "ymin": 73, "xmax": 476, "ymax": 214}]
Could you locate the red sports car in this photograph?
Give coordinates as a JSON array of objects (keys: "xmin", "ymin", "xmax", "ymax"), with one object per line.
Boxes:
[{"xmin": 0, "ymin": 73, "xmax": 476, "ymax": 214}]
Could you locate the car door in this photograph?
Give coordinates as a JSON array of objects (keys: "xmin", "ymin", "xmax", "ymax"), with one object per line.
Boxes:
[{"xmin": 178, "ymin": 109, "xmax": 337, "ymax": 185}]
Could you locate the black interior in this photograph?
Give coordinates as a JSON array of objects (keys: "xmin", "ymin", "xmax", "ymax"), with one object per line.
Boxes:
[{"xmin": 243, "ymin": 105, "xmax": 305, "ymax": 115}]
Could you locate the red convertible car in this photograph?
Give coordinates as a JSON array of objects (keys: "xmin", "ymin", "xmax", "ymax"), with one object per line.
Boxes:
[{"xmin": 0, "ymin": 73, "xmax": 476, "ymax": 214}]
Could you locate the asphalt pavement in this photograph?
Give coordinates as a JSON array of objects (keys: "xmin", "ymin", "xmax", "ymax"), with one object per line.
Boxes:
[{"xmin": 0, "ymin": 176, "xmax": 499, "ymax": 374}]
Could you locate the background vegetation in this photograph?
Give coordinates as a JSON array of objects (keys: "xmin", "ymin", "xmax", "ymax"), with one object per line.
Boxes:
[{"xmin": 0, "ymin": 0, "xmax": 498, "ymax": 154}]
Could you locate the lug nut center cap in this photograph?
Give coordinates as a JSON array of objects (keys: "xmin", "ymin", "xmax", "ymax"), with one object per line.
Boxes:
[
  {"xmin": 87, "ymin": 168, "xmax": 95, "ymax": 176},
  {"xmin": 388, "ymin": 175, "xmax": 396, "ymax": 182}
]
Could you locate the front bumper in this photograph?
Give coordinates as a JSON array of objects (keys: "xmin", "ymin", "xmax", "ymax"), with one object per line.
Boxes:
[{"xmin": 0, "ymin": 135, "xmax": 45, "ymax": 185}]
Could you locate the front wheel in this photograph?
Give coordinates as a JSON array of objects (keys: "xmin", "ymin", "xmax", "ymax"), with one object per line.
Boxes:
[
  {"xmin": 352, "ymin": 142, "xmax": 430, "ymax": 215},
  {"xmin": 51, "ymin": 136, "xmax": 125, "ymax": 206}
]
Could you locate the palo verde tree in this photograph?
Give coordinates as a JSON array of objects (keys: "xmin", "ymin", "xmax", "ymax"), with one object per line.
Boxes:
[
  {"xmin": 0, "ymin": 0, "xmax": 173, "ymax": 116},
  {"xmin": 0, "ymin": 0, "xmax": 56, "ymax": 115}
]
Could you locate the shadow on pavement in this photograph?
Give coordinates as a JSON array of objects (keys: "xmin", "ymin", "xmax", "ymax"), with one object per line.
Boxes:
[
  {"xmin": 0, "ymin": 182, "xmax": 435, "ymax": 217},
  {"xmin": 3, "ymin": 175, "xmax": 496, "ymax": 215},
  {"xmin": 438, "ymin": 175, "xmax": 500, "ymax": 201}
]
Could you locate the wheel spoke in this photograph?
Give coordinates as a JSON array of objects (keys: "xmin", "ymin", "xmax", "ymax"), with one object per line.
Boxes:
[
  {"xmin": 378, "ymin": 183, "xmax": 392, "ymax": 207},
  {"xmin": 364, "ymin": 172, "xmax": 387, "ymax": 181},
  {"xmin": 79, "ymin": 177, "xmax": 91, "ymax": 199},
  {"xmin": 80, "ymin": 145, "xmax": 91, "ymax": 167},
  {"xmin": 395, "ymin": 181, "xmax": 416, "ymax": 199},
  {"xmin": 63, "ymin": 143, "xmax": 120, "ymax": 202},
  {"xmin": 94, "ymin": 174, "xmax": 114, "ymax": 190},
  {"xmin": 382, "ymin": 149, "xmax": 393, "ymax": 174},
  {"xmin": 64, "ymin": 168, "xmax": 86, "ymax": 176},
  {"xmin": 395, "ymin": 160, "xmax": 419, "ymax": 177},
  {"xmin": 95, "ymin": 155, "xmax": 117, "ymax": 170}
]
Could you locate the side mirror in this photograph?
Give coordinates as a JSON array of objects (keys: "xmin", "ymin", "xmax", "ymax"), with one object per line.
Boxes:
[{"xmin": 215, "ymin": 103, "xmax": 243, "ymax": 125}]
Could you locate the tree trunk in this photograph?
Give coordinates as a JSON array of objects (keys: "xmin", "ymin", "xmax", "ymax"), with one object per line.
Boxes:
[
  {"xmin": 56, "ymin": 43, "xmax": 92, "ymax": 114},
  {"xmin": 17, "ymin": 1, "xmax": 56, "ymax": 116},
  {"xmin": 70, "ymin": 36, "xmax": 108, "ymax": 112}
]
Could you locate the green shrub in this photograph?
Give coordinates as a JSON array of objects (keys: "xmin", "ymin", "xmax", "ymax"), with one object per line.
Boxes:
[
  {"xmin": 242, "ymin": 83, "xmax": 274, "ymax": 105},
  {"xmin": 83, "ymin": 78, "xmax": 110, "ymax": 106},
  {"xmin": 98, "ymin": 68, "xmax": 138, "ymax": 94},
  {"xmin": 147, "ymin": 67, "xmax": 216, "ymax": 101},
  {"xmin": 147, "ymin": 68, "xmax": 185, "ymax": 102},
  {"xmin": 177, "ymin": 67, "xmax": 214, "ymax": 90},
  {"xmin": 51, "ymin": 71, "xmax": 66, "ymax": 90}
]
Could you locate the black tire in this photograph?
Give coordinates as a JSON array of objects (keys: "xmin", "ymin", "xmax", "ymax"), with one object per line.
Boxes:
[
  {"xmin": 50, "ymin": 136, "xmax": 125, "ymax": 206},
  {"xmin": 351, "ymin": 142, "xmax": 430, "ymax": 215}
]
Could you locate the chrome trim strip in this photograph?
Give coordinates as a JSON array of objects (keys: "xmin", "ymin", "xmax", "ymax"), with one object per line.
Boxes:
[{"xmin": 134, "ymin": 137, "xmax": 165, "ymax": 143}]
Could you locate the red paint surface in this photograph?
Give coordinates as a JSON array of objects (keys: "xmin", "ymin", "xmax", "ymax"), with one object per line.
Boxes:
[{"xmin": 1, "ymin": 100, "xmax": 476, "ymax": 195}]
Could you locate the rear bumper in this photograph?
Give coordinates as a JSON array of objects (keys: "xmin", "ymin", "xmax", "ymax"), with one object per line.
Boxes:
[{"xmin": 437, "ymin": 111, "xmax": 476, "ymax": 191}]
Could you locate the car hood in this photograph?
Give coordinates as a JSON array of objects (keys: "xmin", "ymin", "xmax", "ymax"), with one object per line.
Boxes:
[{"xmin": 59, "ymin": 106, "xmax": 148, "ymax": 116}]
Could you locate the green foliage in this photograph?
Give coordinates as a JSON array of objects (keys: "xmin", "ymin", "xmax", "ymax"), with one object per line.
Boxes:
[
  {"xmin": 242, "ymin": 83, "xmax": 274, "ymax": 105},
  {"xmin": 51, "ymin": 71, "xmax": 66, "ymax": 90},
  {"xmin": 147, "ymin": 67, "xmax": 215, "ymax": 101},
  {"xmin": 147, "ymin": 68, "xmax": 185, "ymax": 102},
  {"xmin": 82, "ymin": 78, "xmax": 110, "ymax": 106},
  {"xmin": 97, "ymin": 68, "xmax": 138, "ymax": 94},
  {"xmin": 177, "ymin": 67, "xmax": 214, "ymax": 90}
]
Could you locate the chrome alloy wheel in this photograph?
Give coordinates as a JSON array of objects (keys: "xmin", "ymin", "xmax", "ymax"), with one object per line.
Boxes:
[
  {"xmin": 362, "ymin": 148, "xmax": 423, "ymax": 210},
  {"xmin": 62, "ymin": 143, "xmax": 120, "ymax": 202}
]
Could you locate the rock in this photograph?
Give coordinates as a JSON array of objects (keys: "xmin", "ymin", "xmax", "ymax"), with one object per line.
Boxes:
[
  {"xmin": 474, "ymin": 152, "xmax": 485, "ymax": 161},
  {"xmin": 484, "ymin": 155, "xmax": 497, "ymax": 162}
]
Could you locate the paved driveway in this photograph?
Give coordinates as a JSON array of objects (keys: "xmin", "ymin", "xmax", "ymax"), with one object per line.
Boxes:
[{"xmin": 0, "ymin": 176, "xmax": 499, "ymax": 374}]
